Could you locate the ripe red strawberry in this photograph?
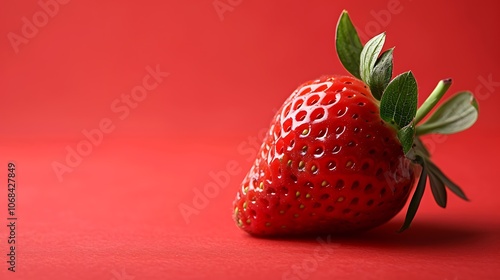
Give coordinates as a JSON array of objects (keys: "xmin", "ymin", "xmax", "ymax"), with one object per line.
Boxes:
[
  {"xmin": 233, "ymin": 11, "xmax": 478, "ymax": 236},
  {"xmin": 233, "ymin": 75, "xmax": 417, "ymax": 235}
]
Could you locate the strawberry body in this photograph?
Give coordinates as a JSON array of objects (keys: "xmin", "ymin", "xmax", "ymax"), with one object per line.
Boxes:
[{"xmin": 233, "ymin": 76, "xmax": 417, "ymax": 236}]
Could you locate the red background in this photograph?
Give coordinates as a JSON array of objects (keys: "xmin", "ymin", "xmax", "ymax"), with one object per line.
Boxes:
[{"xmin": 1, "ymin": 0, "xmax": 500, "ymax": 279}]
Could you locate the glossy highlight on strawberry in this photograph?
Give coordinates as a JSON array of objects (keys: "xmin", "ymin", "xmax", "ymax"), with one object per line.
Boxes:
[{"xmin": 232, "ymin": 10, "xmax": 478, "ymax": 236}]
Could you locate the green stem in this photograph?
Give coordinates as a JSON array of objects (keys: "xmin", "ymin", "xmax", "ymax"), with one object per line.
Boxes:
[
  {"xmin": 414, "ymin": 79, "xmax": 452, "ymax": 124},
  {"xmin": 415, "ymin": 122, "xmax": 441, "ymax": 135}
]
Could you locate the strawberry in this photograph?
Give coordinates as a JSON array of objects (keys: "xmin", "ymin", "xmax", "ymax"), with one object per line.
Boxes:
[{"xmin": 233, "ymin": 11, "xmax": 479, "ymax": 236}]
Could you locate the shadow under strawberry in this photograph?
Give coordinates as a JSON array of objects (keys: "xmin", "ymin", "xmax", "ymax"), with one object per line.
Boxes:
[
  {"xmin": 346, "ymin": 220, "xmax": 488, "ymax": 249},
  {"xmin": 242, "ymin": 220, "xmax": 488, "ymax": 250}
]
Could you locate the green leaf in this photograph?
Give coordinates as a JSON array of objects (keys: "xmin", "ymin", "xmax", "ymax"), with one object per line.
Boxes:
[
  {"xmin": 414, "ymin": 137, "xmax": 430, "ymax": 157},
  {"xmin": 399, "ymin": 158, "xmax": 427, "ymax": 232},
  {"xmin": 425, "ymin": 159, "xmax": 469, "ymax": 201},
  {"xmin": 416, "ymin": 91, "xmax": 479, "ymax": 135},
  {"xmin": 335, "ymin": 11, "xmax": 363, "ymax": 79},
  {"xmin": 360, "ymin": 32, "xmax": 385, "ymax": 85},
  {"xmin": 397, "ymin": 122, "xmax": 415, "ymax": 154},
  {"xmin": 369, "ymin": 48, "xmax": 393, "ymax": 100},
  {"xmin": 428, "ymin": 171, "xmax": 447, "ymax": 208},
  {"xmin": 380, "ymin": 71, "xmax": 418, "ymax": 129}
]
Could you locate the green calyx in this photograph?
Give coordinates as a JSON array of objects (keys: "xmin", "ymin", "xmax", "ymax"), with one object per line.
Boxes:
[{"xmin": 335, "ymin": 10, "xmax": 479, "ymax": 232}]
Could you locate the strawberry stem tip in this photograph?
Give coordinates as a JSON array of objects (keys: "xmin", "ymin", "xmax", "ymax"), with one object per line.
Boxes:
[
  {"xmin": 336, "ymin": 11, "xmax": 479, "ymax": 231},
  {"xmin": 414, "ymin": 79, "xmax": 453, "ymax": 125}
]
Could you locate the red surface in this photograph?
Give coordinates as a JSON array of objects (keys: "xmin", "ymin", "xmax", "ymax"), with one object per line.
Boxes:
[{"xmin": 1, "ymin": 0, "xmax": 500, "ymax": 279}]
